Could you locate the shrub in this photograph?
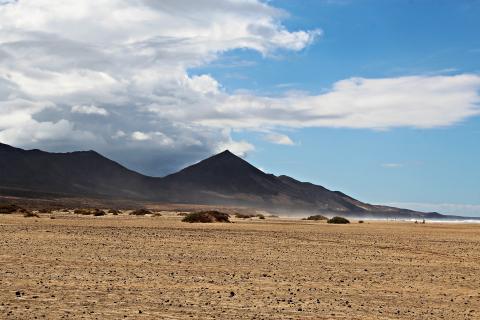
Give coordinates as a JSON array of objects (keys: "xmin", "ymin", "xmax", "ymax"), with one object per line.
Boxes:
[
  {"xmin": 38, "ymin": 208, "xmax": 52, "ymax": 214},
  {"xmin": 23, "ymin": 211, "xmax": 40, "ymax": 218},
  {"xmin": 151, "ymin": 212, "xmax": 162, "ymax": 217},
  {"xmin": 358, "ymin": 220, "xmax": 365, "ymax": 224},
  {"xmin": 92, "ymin": 209, "xmax": 106, "ymax": 216},
  {"xmin": 74, "ymin": 209, "xmax": 90, "ymax": 215},
  {"xmin": 235, "ymin": 213, "xmax": 265, "ymax": 219},
  {"xmin": 73, "ymin": 208, "xmax": 105, "ymax": 216},
  {"xmin": 305, "ymin": 214, "xmax": 328, "ymax": 221},
  {"xmin": 130, "ymin": 209, "xmax": 152, "ymax": 216},
  {"xmin": 108, "ymin": 209, "xmax": 120, "ymax": 215},
  {"xmin": 0, "ymin": 204, "xmax": 24, "ymax": 214},
  {"xmin": 235, "ymin": 213, "xmax": 255, "ymax": 219},
  {"xmin": 182, "ymin": 211, "xmax": 230, "ymax": 223},
  {"xmin": 327, "ymin": 216, "xmax": 350, "ymax": 224}
]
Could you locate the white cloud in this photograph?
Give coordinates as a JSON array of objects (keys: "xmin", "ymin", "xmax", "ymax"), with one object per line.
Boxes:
[
  {"xmin": 71, "ymin": 105, "xmax": 109, "ymax": 116},
  {"xmin": 197, "ymin": 74, "xmax": 480, "ymax": 130},
  {"xmin": 131, "ymin": 131, "xmax": 151, "ymax": 141},
  {"xmin": 264, "ymin": 132, "xmax": 295, "ymax": 145},
  {"xmin": 381, "ymin": 163, "xmax": 404, "ymax": 169},
  {"xmin": 216, "ymin": 138, "xmax": 255, "ymax": 157},
  {"xmin": 0, "ymin": 0, "xmax": 479, "ymax": 175}
]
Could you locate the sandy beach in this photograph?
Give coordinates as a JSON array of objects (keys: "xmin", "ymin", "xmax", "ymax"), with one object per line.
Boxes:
[{"xmin": 1, "ymin": 212, "xmax": 479, "ymax": 319}]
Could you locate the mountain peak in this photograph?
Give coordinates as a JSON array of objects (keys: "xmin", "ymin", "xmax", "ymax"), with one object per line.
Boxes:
[{"xmin": 214, "ymin": 149, "xmax": 239, "ymax": 158}]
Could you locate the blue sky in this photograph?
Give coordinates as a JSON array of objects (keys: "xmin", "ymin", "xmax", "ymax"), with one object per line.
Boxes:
[
  {"xmin": 193, "ymin": 0, "xmax": 480, "ymax": 216},
  {"xmin": 1, "ymin": 0, "xmax": 479, "ymax": 216}
]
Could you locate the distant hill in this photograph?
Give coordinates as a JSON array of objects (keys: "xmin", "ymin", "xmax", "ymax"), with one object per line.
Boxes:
[
  {"xmin": 0, "ymin": 143, "xmax": 463, "ymax": 219},
  {"xmin": 0, "ymin": 143, "xmax": 158, "ymax": 199}
]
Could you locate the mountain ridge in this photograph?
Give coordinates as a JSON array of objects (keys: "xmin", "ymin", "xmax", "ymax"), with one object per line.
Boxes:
[{"xmin": 0, "ymin": 142, "xmax": 468, "ymax": 219}]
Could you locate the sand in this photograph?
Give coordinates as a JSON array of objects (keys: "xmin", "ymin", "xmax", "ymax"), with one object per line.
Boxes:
[{"xmin": 0, "ymin": 213, "xmax": 479, "ymax": 319}]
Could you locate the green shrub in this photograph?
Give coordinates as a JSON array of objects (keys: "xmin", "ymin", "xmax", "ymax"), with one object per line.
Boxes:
[
  {"xmin": 235, "ymin": 213, "xmax": 255, "ymax": 219},
  {"xmin": 327, "ymin": 216, "xmax": 350, "ymax": 224},
  {"xmin": 182, "ymin": 211, "xmax": 230, "ymax": 223},
  {"xmin": 305, "ymin": 214, "xmax": 328, "ymax": 221},
  {"xmin": 235, "ymin": 213, "xmax": 265, "ymax": 219},
  {"xmin": 358, "ymin": 220, "xmax": 365, "ymax": 224}
]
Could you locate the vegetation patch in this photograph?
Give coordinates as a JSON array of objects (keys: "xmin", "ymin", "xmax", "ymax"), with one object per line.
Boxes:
[
  {"xmin": 304, "ymin": 214, "xmax": 328, "ymax": 221},
  {"xmin": 130, "ymin": 209, "xmax": 152, "ymax": 216},
  {"xmin": 182, "ymin": 211, "xmax": 230, "ymax": 223},
  {"xmin": 73, "ymin": 208, "xmax": 105, "ymax": 216},
  {"xmin": 327, "ymin": 216, "xmax": 350, "ymax": 224},
  {"xmin": 23, "ymin": 211, "xmax": 40, "ymax": 218},
  {"xmin": 74, "ymin": 209, "xmax": 90, "ymax": 215},
  {"xmin": 0, "ymin": 204, "xmax": 26, "ymax": 214},
  {"xmin": 93, "ymin": 209, "xmax": 106, "ymax": 216},
  {"xmin": 235, "ymin": 213, "xmax": 265, "ymax": 219},
  {"xmin": 108, "ymin": 209, "xmax": 120, "ymax": 215}
]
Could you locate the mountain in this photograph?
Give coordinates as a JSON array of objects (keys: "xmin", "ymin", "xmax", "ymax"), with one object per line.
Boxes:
[
  {"xmin": 0, "ymin": 143, "xmax": 158, "ymax": 199},
  {"xmin": 158, "ymin": 151, "xmax": 439, "ymax": 218},
  {"xmin": 0, "ymin": 143, "xmax": 461, "ymax": 219}
]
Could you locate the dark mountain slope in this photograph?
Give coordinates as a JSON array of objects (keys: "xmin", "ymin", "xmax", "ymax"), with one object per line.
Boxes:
[
  {"xmin": 0, "ymin": 143, "xmax": 158, "ymax": 199},
  {"xmin": 159, "ymin": 151, "xmax": 426, "ymax": 218}
]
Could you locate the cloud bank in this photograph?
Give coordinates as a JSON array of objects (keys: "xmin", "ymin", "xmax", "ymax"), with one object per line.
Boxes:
[{"xmin": 0, "ymin": 0, "xmax": 479, "ymax": 175}]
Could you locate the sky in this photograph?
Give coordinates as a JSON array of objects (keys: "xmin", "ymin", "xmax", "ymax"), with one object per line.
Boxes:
[{"xmin": 0, "ymin": 0, "xmax": 479, "ymax": 216}]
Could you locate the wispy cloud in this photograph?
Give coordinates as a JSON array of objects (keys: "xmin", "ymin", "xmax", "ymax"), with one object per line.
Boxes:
[
  {"xmin": 71, "ymin": 105, "xmax": 109, "ymax": 116},
  {"xmin": 263, "ymin": 133, "xmax": 295, "ymax": 145},
  {"xmin": 381, "ymin": 163, "xmax": 404, "ymax": 169}
]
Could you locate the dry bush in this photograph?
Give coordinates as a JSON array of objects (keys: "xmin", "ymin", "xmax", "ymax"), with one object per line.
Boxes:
[
  {"xmin": 92, "ymin": 209, "xmax": 106, "ymax": 216},
  {"xmin": 327, "ymin": 216, "xmax": 350, "ymax": 224},
  {"xmin": 108, "ymin": 209, "xmax": 120, "ymax": 215},
  {"xmin": 23, "ymin": 211, "xmax": 40, "ymax": 218},
  {"xmin": 235, "ymin": 213, "xmax": 265, "ymax": 219},
  {"xmin": 235, "ymin": 213, "xmax": 254, "ymax": 219},
  {"xmin": 130, "ymin": 209, "xmax": 152, "ymax": 216},
  {"xmin": 182, "ymin": 211, "xmax": 230, "ymax": 223},
  {"xmin": 151, "ymin": 212, "xmax": 162, "ymax": 217},
  {"xmin": 73, "ymin": 208, "xmax": 105, "ymax": 216},
  {"xmin": 305, "ymin": 214, "xmax": 328, "ymax": 221},
  {"xmin": 74, "ymin": 209, "xmax": 90, "ymax": 215},
  {"xmin": 0, "ymin": 204, "xmax": 26, "ymax": 214},
  {"xmin": 38, "ymin": 208, "xmax": 52, "ymax": 214}
]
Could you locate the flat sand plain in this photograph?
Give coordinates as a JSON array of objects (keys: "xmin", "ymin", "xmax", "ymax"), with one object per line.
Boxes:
[{"xmin": 0, "ymin": 213, "xmax": 479, "ymax": 319}]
